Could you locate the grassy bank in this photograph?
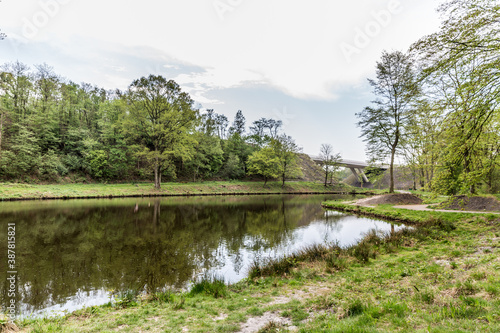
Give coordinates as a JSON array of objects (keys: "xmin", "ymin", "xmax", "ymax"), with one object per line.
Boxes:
[
  {"xmin": 0, "ymin": 181, "xmax": 358, "ymax": 201},
  {"xmin": 7, "ymin": 200, "xmax": 500, "ymax": 332}
]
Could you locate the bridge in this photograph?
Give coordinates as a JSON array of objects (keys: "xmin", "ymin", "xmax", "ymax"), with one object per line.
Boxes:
[{"xmin": 308, "ymin": 155, "xmax": 384, "ymax": 185}]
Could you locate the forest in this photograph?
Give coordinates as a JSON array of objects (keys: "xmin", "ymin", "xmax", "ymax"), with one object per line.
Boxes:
[
  {"xmin": 0, "ymin": 67, "xmax": 306, "ymax": 189},
  {"xmin": 0, "ymin": 0, "xmax": 499, "ymax": 195}
]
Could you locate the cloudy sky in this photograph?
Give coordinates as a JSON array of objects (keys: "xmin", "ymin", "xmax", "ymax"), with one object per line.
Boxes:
[{"xmin": 0, "ymin": 0, "xmax": 442, "ymax": 161}]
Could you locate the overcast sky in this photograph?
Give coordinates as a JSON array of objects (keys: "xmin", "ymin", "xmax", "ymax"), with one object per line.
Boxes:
[{"xmin": 0, "ymin": 0, "xmax": 442, "ymax": 161}]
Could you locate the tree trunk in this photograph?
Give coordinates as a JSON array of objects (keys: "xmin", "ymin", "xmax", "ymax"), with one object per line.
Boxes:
[
  {"xmin": 282, "ymin": 172, "xmax": 285, "ymax": 187},
  {"xmin": 324, "ymin": 165, "xmax": 328, "ymax": 187},
  {"xmin": 389, "ymin": 132, "xmax": 399, "ymax": 193},
  {"xmin": 154, "ymin": 154, "xmax": 161, "ymax": 189},
  {"xmin": 389, "ymin": 148, "xmax": 396, "ymax": 193}
]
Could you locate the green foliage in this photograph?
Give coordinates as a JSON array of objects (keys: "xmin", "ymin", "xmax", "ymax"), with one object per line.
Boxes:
[
  {"xmin": 85, "ymin": 149, "xmax": 109, "ymax": 179},
  {"xmin": 184, "ymin": 132, "xmax": 224, "ymax": 181},
  {"xmin": 0, "ymin": 62, "xmax": 312, "ymax": 187},
  {"xmin": 39, "ymin": 150, "xmax": 67, "ymax": 180},
  {"xmin": 220, "ymin": 153, "xmax": 245, "ymax": 179},
  {"xmin": 1, "ymin": 125, "xmax": 39, "ymax": 178},
  {"xmin": 269, "ymin": 134, "xmax": 303, "ymax": 187},
  {"xmin": 247, "ymin": 147, "xmax": 280, "ymax": 184},
  {"xmin": 122, "ymin": 75, "xmax": 198, "ymax": 188}
]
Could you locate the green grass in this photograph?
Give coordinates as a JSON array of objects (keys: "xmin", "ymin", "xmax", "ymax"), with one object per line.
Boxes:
[
  {"xmin": 0, "ymin": 181, "xmax": 355, "ymax": 201},
  {"xmin": 8, "ymin": 198, "xmax": 500, "ymax": 332}
]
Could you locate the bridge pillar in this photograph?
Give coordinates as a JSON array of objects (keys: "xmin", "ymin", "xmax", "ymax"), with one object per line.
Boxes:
[{"xmin": 350, "ymin": 167, "xmax": 369, "ymax": 184}]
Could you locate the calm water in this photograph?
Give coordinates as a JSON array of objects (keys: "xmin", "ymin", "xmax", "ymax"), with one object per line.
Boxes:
[{"xmin": 0, "ymin": 194, "xmax": 403, "ymax": 318}]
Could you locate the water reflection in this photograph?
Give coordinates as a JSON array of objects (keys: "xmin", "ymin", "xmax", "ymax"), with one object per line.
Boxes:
[{"xmin": 0, "ymin": 194, "xmax": 402, "ymax": 317}]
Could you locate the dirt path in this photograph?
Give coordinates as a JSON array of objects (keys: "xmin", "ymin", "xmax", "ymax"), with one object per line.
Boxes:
[{"xmin": 393, "ymin": 204, "xmax": 500, "ymax": 214}]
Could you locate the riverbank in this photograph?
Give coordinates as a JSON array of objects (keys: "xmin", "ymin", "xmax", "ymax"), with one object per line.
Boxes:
[
  {"xmin": 10, "ymin": 202, "xmax": 500, "ymax": 332},
  {"xmin": 0, "ymin": 181, "xmax": 368, "ymax": 201}
]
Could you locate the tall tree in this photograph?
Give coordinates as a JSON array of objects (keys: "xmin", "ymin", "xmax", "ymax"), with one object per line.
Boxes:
[
  {"xmin": 412, "ymin": 0, "xmax": 500, "ymax": 194},
  {"xmin": 229, "ymin": 110, "xmax": 246, "ymax": 136},
  {"xmin": 270, "ymin": 134, "xmax": 303, "ymax": 187},
  {"xmin": 319, "ymin": 143, "xmax": 341, "ymax": 186},
  {"xmin": 123, "ymin": 75, "xmax": 198, "ymax": 189},
  {"xmin": 357, "ymin": 50, "xmax": 419, "ymax": 193},
  {"xmin": 248, "ymin": 118, "xmax": 283, "ymax": 147}
]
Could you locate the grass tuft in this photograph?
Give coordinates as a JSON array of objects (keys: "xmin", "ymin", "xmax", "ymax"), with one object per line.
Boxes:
[{"xmin": 189, "ymin": 275, "xmax": 228, "ymax": 298}]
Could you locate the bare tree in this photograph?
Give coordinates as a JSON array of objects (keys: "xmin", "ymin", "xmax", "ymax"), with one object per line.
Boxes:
[{"xmin": 319, "ymin": 144, "xmax": 341, "ymax": 186}]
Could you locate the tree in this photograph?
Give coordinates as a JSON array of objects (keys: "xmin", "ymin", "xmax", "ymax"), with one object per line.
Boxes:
[
  {"xmin": 224, "ymin": 111, "xmax": 254, "ymax": 176},
  {"xmin": 248, "ymin": 118, "xmax": 283, "ymax": 147},
  {"xmin": 229, "ymin": 110, "xmax": 246, "ymax": 136},
  {"xmin": 185, "ymin": 131, "xmax": 224, "ymax": 182},
  {"xmin": 247, "ymin": 147, "xmax": 280, "ymax": 185},
  {"xmin": 220, "ymin": 153, "xmax": 245, "ymax": 179},
  {"xmin": 270, "ymin": 134, "xmax": 303, "ymax": 187},
  {"xmin": 319, "ymin": 144, "xmax": 341, "ymax": 186},
  {"xmin": 357, "ymin": 51, "xmax": 420, "ymax": 193},
  {"xmin": 123, "ymin": 75, "xmax": 198, "ymax": 189},
  {"xmin": 411, "ymin": 0, "xmax": 500, "ymax": 194}
]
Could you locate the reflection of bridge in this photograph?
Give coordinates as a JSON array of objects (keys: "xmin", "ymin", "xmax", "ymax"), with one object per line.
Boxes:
[{"xmin": 308, "ymin": 155, "xmax": 381, "ymax": 185}]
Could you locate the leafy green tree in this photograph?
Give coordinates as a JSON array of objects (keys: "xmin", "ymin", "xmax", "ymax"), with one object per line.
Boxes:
[
  {"xmin": 270, "ymin": 134, "xmax": 303, "ymax": 187},
  {"xmin": 31, "ymin": 63, "xmax": 60, "ymax": 153},
  {"xmin": 0, "ymin": 125, "xmax": 39, "ymax": 178},
  {"xmin": 122, "ymin": 75, "xmax": 198, "ymax": 189},
  {"xmin": 357, "ymin": 51, "xmax": 419, "ymax": 193},
  {"xmin": 0, "ymin": 61, "xmax": 33, "ymax": 123},
  {"xmin": 220, "ymin": 153, "xmax": 245, "ymax": 179},
  {"xmin": 247, "ymin": 147, "xmax": 280, "ymax": 185},
  {"xmin": 401, "ymin": 101, "xmax": 443, "ymax": 190},
  {"xmin": 185, "ymin": 131, "xmax": 224, "ymax": 181},
  {"xmin": 412, "ymin": 0, "xmax": 500, "ymax": 194}
]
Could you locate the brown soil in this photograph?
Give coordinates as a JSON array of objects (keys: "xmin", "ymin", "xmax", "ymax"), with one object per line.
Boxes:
[
  {"xmin": 439, "ymin": 195, "xmax": 500, "ymax": 212},
  {"xmin": 355, "ymin": 193, "xmax": 423, "ymax": 206}
]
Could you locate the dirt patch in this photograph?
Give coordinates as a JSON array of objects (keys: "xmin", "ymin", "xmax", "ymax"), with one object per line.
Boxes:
[
  {"xmin": 237, "ymin": 312, "xmax": 295, "ymax": 333},
  {"xmin": 1, "ymin": 323, "xmax": 19, "ymax": 333},
  {"xmin": 355, "ymin": 193, "xmax": 423, "ymax": 206},
  {"xmin": 439, "ymin": 195, "xmax": 500, "ymax": 212}
]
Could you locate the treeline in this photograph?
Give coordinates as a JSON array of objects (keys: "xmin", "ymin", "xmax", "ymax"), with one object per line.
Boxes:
[
  {"xmin": 0, "ymin": 63, "xmax": 310, "ymax": 187},
  {"xmin": 359, "ymin": 0, "xmax": 500, "ymax": 195}
]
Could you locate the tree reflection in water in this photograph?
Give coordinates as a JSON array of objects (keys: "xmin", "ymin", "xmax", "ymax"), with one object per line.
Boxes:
[{"xmin": 0, "ymin": 194, "xmax": 382, "ymax": 315}]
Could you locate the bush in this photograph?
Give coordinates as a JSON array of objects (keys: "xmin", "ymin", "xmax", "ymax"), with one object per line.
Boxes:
[{"xmin": 85, "ymin": 150, "xmax": 109, "ymax": 179}]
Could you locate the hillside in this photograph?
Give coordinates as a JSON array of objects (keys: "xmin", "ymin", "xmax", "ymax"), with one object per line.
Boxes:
[{"xmin": 296, "ymin": 154, "xmax": 324, "ymax": 182}]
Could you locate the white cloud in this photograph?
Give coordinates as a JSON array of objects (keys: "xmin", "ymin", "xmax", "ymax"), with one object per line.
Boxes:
[{"xmin": 0, "ymin": 0, "xmax": 440, "ymax": 101}]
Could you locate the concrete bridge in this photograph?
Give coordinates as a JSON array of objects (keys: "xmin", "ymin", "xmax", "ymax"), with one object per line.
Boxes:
[{"xmin": 308, "ymin": 155, "xmax": 377, "ymax": 185}]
